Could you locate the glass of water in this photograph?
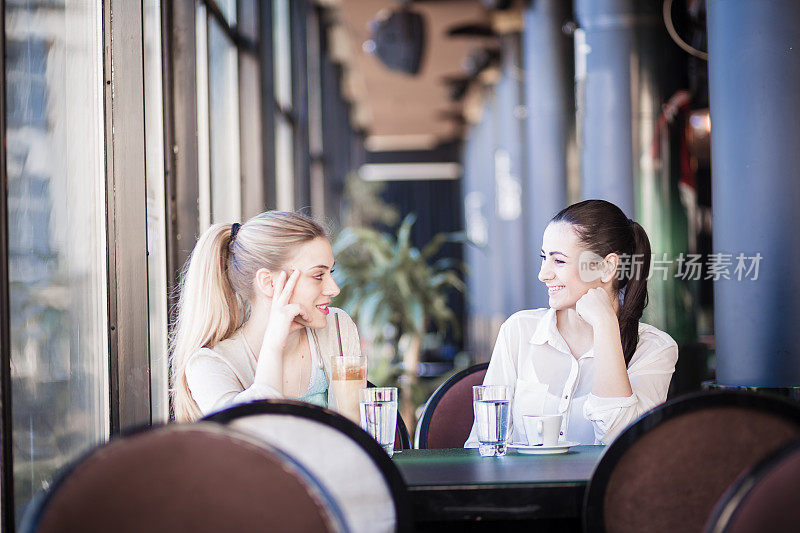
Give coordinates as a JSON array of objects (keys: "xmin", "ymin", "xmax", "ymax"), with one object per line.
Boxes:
[
  {"xmin": 473, "ymin": 385, "xmax": 511, "ymax": 457},
  {"xmin": 359, "ymin": 387, "xmax": 398, "ymax": 457}
]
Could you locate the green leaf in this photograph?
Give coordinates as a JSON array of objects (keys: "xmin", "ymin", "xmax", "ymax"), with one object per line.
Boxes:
[
  {"xmin": 395, "ymin": 214, "xmax": 415, "ymax": 253},
  {"xmin": 332, "ymin": 228, "xmax": 360, "ymax": 254},
  {"xmin": 408, "ymin": 297, "xmax": 425, "ymax": 335},
  {"xmin": 420, "ymin": 233, "xmax": 446, "ymax": 259},
  {"xmin": 357, "ymin": 291, "xmax": 384, "ymax": 337}
]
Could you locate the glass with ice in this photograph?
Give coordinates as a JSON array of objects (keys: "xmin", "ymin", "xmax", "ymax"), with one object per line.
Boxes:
[
  {"xmin": 359, "ymin": 387, "xmax": 398, "ymax": 456},
  {"xmin": 472, "ymin": 385, "xmax": 511, "ymax": 457},
  {"xmin": 330, "ymin": 355, "xmax": 367, "ymax": 423}
]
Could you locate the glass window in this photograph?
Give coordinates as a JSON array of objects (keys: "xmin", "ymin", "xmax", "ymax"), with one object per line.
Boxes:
[
  {"xmin": 273, "ymin": 0, "xmax": 294, "ymax": 211},
  {"xmin": 208, "ymin": 16, "xmax": 242, "ymax": 224},
  {"xmin": 196, "ymin": 3, "xmax": 212, "ymax": 231},
  {"xmin": 273, "ymin": 0, "xmax": 292, "ymax": 110},
  {"xmin": 143, "ymin": 0, "xmax": 169, "ymax": 424},
  {"xmin": 196, "ymin": 2, "xmax": 243, "ymax": 228},
  {"xmin": 237, "ymin": 0, "xmax": 264, "ymax": 220},
  {"xmin": 5, "ymin": 0, "xmax": 109, "ymax": 520},
  {"xmin": 275, "ymin": 117, "xmax": 294, "ymax": 212},
  {"xmin": 306, "ymin": 7, "xmax": 325, "ymax": 219},
  {"xmin": 215, "ymin": 0, "xmax": 237, "ymax": 27}
]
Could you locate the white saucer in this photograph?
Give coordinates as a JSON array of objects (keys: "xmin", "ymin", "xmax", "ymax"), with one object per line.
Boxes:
[{"xmin": 508, "ymin": 441, "xmax": 578, "ymax": 455}]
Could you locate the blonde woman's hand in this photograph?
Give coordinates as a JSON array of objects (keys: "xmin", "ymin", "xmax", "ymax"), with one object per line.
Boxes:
[
  {"xmin": 262, "ymin": 269, "xmax": 310, "ymax": 352},
  {"xmin": 575, "ymin": 287, "xmax": 618, "ymax": 331}
]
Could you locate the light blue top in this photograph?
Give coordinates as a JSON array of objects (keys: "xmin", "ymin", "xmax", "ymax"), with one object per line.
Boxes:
[{"xmin": 297, "ymin": 328, "xmax": 328, "ymax": 407}]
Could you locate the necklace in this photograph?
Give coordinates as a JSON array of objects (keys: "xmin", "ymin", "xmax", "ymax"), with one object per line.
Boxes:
[{"xmin": 240, "ymin": 328, "xmax": 317, "ymax": 397}]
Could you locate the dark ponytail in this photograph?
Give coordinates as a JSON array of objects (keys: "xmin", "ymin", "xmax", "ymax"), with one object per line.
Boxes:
[
  {"xmin": 551, "ymin": 200, "xmax": 652, "ymax": 366},
  {"xmin": 617, "ymin": 221, "xmax": 650, "ymax": 365}
]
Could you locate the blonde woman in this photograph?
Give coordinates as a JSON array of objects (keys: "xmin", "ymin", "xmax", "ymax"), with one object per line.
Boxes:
[{"xmin": 170, "ymin": 211, "xmax": 361, "ymax": 422}]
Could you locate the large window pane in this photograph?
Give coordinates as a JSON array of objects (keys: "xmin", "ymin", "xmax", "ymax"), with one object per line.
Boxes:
[
  {"xmin": 196, "ymin": 3, "xmax": 211, "ymax": 230},
  {"xmin": 216, "ymin": 0, "xmax": 236, "ymax": 26},
  {"xmin": 143, "ymin": 0, "xmax": 169, "ymax": 423},
  {"xmin": 275, "ymin": 117, "xmax": 294, "ymax": 211},
  {"xmin": 5, "ymin": 0, "xmax": 109, "ymax": 520},
  {"xmin": 238, "ymin": 0, "xmax": 264, "ymax": 220},
  {"xmin": 273, "ymin": 0, "xmax": 294, "ymax": 210},
  {"xmin": 273, "ymin": 0, "xmax": 291, "ymax": 109},
  {"xmin": 306, "ymin": 7, "xmax": 324, "ymax": 219},
  {"xmin": 208, "ymin": 17, "xmax": 241, "ymax": 224}
]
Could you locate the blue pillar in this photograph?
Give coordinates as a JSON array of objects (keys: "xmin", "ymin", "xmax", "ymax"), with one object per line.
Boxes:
[
  {"xmin": 522, "ymin": 0, "xmax": 574, "ymax": 309},
  {"xmin": 493, "ymin": 34, "xmax": 527, "ymax": 317},
  {"xmin": 707, "ymin": 0, "xmax": 800, "ymax": 387},
  {"xmin": 575, "ymin": 0, "xmax": 659, "ymax": 216},
  {"xmin": 463, "ymin": 99, "xmax": 499, "ymax": 360}
]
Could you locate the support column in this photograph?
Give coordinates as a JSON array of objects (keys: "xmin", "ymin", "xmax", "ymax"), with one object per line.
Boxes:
[
  {"xmin": 707, "ymin": 0, "xmax": 800, "ymax": 387},
  {"xmin": 463, "ymin": 101, "xmax": 499, "ymax": 360},
  {"xmin": 493, "ymin": 34, "xmax": 527, "ymax": 317},
  {"xmin": 574, "ymin": 0, "xmax": 659, "ymax": 216},
  {"xmin": 522, "ymin": 0, "xmax": 574, "ymax": 309}
]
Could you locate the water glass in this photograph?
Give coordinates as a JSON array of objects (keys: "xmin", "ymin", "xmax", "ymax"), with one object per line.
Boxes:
[
  {"xmin": 359, "ymin": 387, "xmax": 398, "ymax": 457},
  {"xmin": 473, "ymin": 385, "xmax": 511, "ymax": 457}
]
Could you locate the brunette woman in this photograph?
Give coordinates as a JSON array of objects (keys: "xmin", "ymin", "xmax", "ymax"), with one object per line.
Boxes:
[{"xmin": 467, "ymin": 200, "xmax": 678, "ymax": 445}]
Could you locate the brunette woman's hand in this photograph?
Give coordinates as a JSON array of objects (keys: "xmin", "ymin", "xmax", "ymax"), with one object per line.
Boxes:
[
  {"xmin": 262, "ymin": 269, "xmax": 310, "ymax": 352},
  {"xmin": 575, "ymin": 287, "xmax": 618, "ymax": 332}
]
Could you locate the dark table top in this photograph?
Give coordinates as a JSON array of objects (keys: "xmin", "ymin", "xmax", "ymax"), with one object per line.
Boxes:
[
  {"xmin": 393, "ymin": 445, "xmax": 605, "ymax": 486},
  {"xmin": 391, "ymin": 446, "xmax": 605, "ymax": 522}
]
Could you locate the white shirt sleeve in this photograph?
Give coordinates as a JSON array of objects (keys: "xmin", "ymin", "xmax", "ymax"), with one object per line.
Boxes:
[
  {"xmin": 465, "ymin": 322, "xmax": 518, "ymax": 447},
  {"xmin": 186, "ymin": 348, "xmax": 283, "ymax": 416},
  {"xmin": 583, "ymin": 341, "xmax": 679, "ymax": 444}
]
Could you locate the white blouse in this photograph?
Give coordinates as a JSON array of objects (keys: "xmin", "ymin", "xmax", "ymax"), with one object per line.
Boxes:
[{"xmin": 466, "ymin": 308, "xmax": 678, "ymax": 446}]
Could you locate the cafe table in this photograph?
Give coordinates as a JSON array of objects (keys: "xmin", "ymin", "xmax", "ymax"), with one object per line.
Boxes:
[{"xmin": 391, "ymin": 445, "xmax": 605, "ymax": 525}]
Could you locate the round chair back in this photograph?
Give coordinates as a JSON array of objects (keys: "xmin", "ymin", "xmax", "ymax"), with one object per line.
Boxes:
[
  {"xmin": 415, "ymin": 363, "xmax": 488, "ymax": 448},
  {"xmin": 24, "ymin": 423, "xmax": 346, "ymax": 533},
  {"xmin": 584, "ymin": 391, "xmax": 800, "ymax": 533},
  {"xmin": 705, "ymin": 438, "xmax": 800, "ymax": 533},
  {"xmin": 204, "ymin": 400, "xmax": 411, "ymax": 533}
]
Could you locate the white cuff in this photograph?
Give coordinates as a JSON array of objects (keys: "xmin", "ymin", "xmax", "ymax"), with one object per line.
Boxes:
[
  {"xmin": 583, "ymin": 392, "xmax": 638, "ymax": 444},
  {"xmin": 584, "ymin": 392, "xmax": 637, "ymax": 415},
  {"xmin": 233, "ymin": 383, "xmax": 283, "ymax": 404}
]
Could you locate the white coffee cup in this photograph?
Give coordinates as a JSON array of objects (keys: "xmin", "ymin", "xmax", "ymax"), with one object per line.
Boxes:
[{"xmin": 523, "ymin": 414, "xmax": 563, "ymax": 446}]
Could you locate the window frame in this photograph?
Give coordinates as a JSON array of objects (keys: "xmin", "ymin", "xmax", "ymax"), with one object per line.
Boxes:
[
  {"xmin": 0, "ymin": 0, "xmax": 293, "ymax": 520},
  {"xmin": 104, "ymin": 0, "xmax": 153, "ymax": 434},
  {"xmin": 0, "ymin": 2, "xmax": 13, "ymax": 530},
  {"xmin": 0, "ymin": 0, "xmax": 144, "ymax": 523},
  {"xmin": 164, "ymin": 0, "xmax": 201, "ymax": 312},
  {"xmin": 290, "ymin": 0, "xmax": 311, "ymax": 210},
  {"xmin": 258, "ymin": 0, "xmax": 277, "ymax": 210},
  {"xmin": 273, "ymin": 0, "xmax": 296, "ymax": 211},
  {"xmin": 238, "ymin": 0, "xmax": 265, "ymax": 219},
  {"xmin": 197, "ymin": 0, "xmax": 262, "ymax": 227}
]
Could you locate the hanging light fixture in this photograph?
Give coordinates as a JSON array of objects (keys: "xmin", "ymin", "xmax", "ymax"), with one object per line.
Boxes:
[{"xmin": 365, "ymin": 2, "xmax": 426, "ymax": 75}]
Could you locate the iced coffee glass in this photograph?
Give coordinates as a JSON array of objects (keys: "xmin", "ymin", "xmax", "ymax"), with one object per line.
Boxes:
[{"xmin": 330, "ymin": 355, "xmax": 367, "ymax": 423}]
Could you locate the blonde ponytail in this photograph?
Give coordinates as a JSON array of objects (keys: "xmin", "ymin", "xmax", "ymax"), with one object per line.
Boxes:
[
  {"xmin": 170, "ymin": 224, "xmax": 243, "ymax": 422},
  {"xmin": 170, "ymin": 211, "xmax": 326, "ymax": 422}
]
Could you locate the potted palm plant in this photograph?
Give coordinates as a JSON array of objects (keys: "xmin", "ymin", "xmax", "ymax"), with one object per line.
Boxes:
[{"xmin": 332, "ymin": 214, "xmax": 465, "ymax": 430}]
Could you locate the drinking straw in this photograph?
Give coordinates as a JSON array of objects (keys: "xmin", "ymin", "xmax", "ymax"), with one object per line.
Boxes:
[{"xmin": 334, "ymin": 311, "xmax": 344, "ymax": 357}]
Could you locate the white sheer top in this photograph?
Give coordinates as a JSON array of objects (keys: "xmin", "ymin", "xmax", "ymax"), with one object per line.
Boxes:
[{"xmin": 466, "ymin": 308, "xmax": 678, "ymax": 445}]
